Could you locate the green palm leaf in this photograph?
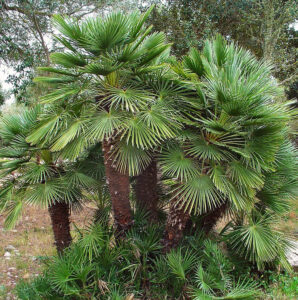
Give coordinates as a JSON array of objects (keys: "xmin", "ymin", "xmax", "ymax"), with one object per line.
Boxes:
[
  {"xmin": 51, "ymin": 119, "xmax": 87, "ymax": 151},
  {"xmin": 225, "ymin": 213, "xmax": 292, "ymax": 269},
  {"xmin": 87, "ymin": 110, "xmax": 124, "ymax": 142},
  {"xmin": 167, "ymin": 248, "xmax": 197, "ymax": 281},
  {"xmin": 26, "ymin": 180, "xmax": 67, "ymax": 207},
  {"xmin": 51, "ymin": 52, "xmax": 87, "ymax": 68},
  {"xmin": 124, "ymin": 117, "xmax": 159, "ymax": 149},
  {"xmin": 112, "ymin": 142, "xmax": 152, "ymax": 176},
  {"xmin": 160, "ymin": 145, "xmax": 198, "ymax": 181},
  {"xmin": 175, "ymin": 175, "xmax": 222, "ymax": 214}
]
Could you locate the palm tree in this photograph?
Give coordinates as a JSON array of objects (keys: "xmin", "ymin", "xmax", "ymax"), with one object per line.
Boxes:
[
  {"xmin": 0, "ymin": 106, "xmax": 102, "ymax": 253},
  {"xmin": 161, "ymin": 35, "xmax": 295, "ymax": 251},
  {"xmin": 30, "ymin": 6, "xmax": 181, "ymax": 234}
]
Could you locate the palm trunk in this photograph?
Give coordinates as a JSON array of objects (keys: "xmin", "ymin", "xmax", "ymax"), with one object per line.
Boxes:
[
  {"xmin": 201, "ymin": 202, "xmax": 227, "ymax": 234},
  {"xmin": 135, "ymin": 159, "xmax": 158, "ymax": 221},
  {"xmin": 103, "ymin": 138, "xmax": 133, "ymax": 236},
  {"xmin": 162, "ymin": 199, "xmax": 190, "ymax": 252},
  {"xmin": 48, "ymin": 201, "xmax": 72, "ymax": 254}
]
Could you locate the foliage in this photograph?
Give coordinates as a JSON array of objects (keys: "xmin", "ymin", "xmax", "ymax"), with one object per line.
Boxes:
[
  {"xmin": 147, "ymin": 0, "xmax": 297, "ymax": 92},
  {"xmin": 0, "ymin": 106, "xmax": 104, "ymax": 229},
  {"xmin": 0, "ymin": 83, "xmax": 5, "ymax": 106},
  {"xmin": 0, "ymin": 6, "xmax": 296, "ymax": 300},
  {"xmin": 261, "ymin": 271, "xmax": 298, "ymax": 299},
  {"xmin": 0, "ymin": 0, "xmax": 113, "ymax": 102},
  {"xmin": 29, "ymin": 6, "xmax": 181, "ymax": 179},
  {"xmin": 1, "ymin": 0, "xmax": 297, "ymax": 103},
  {"xmin": 154, "ymin": 35, "xmax": 296, "ymax": 270},
  {"xmin": 15, "ymin": 222, "xmax": 263, "ymax": 299}
]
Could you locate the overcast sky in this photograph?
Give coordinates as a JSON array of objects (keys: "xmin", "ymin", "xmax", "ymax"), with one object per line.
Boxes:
[{"xmin": 0, "ymin": 64, "xmax": 15, "ymax": 104}]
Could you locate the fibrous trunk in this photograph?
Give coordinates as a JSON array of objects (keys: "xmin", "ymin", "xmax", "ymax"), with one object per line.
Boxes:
[
  {"xmin": 103, "ymin": 138, "xmax": 133, "ymax": 236},
  {"xmin": 135, "ymin": 159, "xmax": 158, "ymax": 221},
  {"xmin": 48, "ymin": 201, "xmax": 72, "ymax": 254},
  {"xmin": 201, "ymin": 201, "xmax": 227, "ymax": 234},
  {"xmin": 162, "ymin": 199, "xmax": 190, "ymax": 252}
]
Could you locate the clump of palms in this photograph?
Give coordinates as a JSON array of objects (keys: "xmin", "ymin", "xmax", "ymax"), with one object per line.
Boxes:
[
  {"xmin": 1, "ymin": 8, "xmax": 297, "ymax": 299},
  {"xmin": 30, "ymin": 6, "xmax": 183, "ymax": 235}
]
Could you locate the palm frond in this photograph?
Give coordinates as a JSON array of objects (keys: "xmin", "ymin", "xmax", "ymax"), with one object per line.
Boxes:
[
  {"xmin": 51, "ymin": 119, "xmax": 87, "ymax": 151},
  {"xmin": 3, "ymin": 198, "xmax": 24, "ymax": 230},
  {"xmin": 175, "ymin": 175, "xmax": 222, "ymax": 214},
  {"xmin": 112, "ymin": 142, "xmax": 152, "ymax": 176},
  {"xmin": 123, "ymin": 117, "xmax": 159, "ymax": 149},
  {"xmin": 50, "ymin": 52, "xmax": 87, "ymax": 68},
  {"xmin": 26, "ymin": 180, "xmax": 67, "ymax": 208},
  {"xmin": 160, "ymin": 145, "xmax": 198, "ymax": 181},
  {"xmin": 87, "ymin": 110, "xmax": 124, "ymax": 142},
  {"xmin": 22, "ymin": 163, "xmax": 54, "ymax": 184},
  {"xmin": 224, "ymin": 213, "xmax": 292, "ymax": 269},
  {"xmin": 167, "ymin": 248, "xmax": 197, "ymax": 281}
]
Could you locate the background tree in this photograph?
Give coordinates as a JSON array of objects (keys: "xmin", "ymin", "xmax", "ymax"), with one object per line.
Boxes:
[
  {"xmin": 146, "ymin": 0, "xmax": 297, "ymax": 95},
  {"xmin": 0, "ymin": 83, "xmax": 5, "ymax": 106},
  {"xmin": 0, "ymin": 0, "xmax": 111, "ymax": 102},
  {"xmin": 1, "ymin": 0, "xmax": 296, "ymax": 102}
]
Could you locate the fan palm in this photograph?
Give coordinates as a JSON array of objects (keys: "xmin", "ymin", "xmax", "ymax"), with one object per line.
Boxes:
[
  {"xmin": 161, "ymin": 35, "xmax": 296, "ymax": 251},
  {"xmin": 30, "ymin": 6, "xmax": 182, "ymax": 233},
  {"xmin": 191, "ymin": 240, "xmax": 261, "ymax": 299},
  {"xmin": 0, "ymin": 106, "xmax": 102, "ymax": 253},
  {"xmin": 224, "ymin": 139, "xmax": 297, "ymax": 269}
]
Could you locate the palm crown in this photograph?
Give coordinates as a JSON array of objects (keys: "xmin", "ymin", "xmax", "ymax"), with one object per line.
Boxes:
[
  {"xmin": 30, "ymin": 6, "xmax": 182, "ymax": 176},
  {"xmin": 161, "ymin": 35, "xmax": 292, "ymax": 214},
  {"xmin": 28, "ymin": 6, "xmax": 187, "ymax": 234}
]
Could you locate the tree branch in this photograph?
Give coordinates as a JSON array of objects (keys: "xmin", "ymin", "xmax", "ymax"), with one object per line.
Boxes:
[
  {"xmin": 1, "ymin": 1, "xmax": 52, "ymax": 17},
  {"xmin": 32, "ymin": 14, "xmax": 51, "ymax": 65}
]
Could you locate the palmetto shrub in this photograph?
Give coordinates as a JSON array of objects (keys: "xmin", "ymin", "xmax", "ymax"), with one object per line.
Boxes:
[
  {"xmin": 16, "ymin": 219, "xmax": 262, "ymax": 300},
  {"xmin": 29, "ymin": 5, "xmax": 180, "ymax": 234}
]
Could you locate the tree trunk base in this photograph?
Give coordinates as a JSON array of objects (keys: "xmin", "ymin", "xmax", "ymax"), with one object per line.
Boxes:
[
  {"xmin": 162, "ymin": 201, "xmax": 190, "ymax": 252},
  {"xmin": 48, "ymin": 201, "xmax": 72, "ymax": 254}
]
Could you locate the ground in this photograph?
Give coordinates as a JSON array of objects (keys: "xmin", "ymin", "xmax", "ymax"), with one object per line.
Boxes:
[{"xmin": 0, "ymin": 204, "xmax": 96, "ymax": 299}]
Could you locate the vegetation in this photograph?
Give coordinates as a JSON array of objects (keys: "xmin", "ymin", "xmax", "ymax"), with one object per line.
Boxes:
[
  {"xmin": 0, "ymin": 106, "xmax": 104, "ymax": 252},
  {"xmin": 15, "ymin": 222, "xmax": 263, "ymax": 299},
  {"xmin": 0, "ymin": 3, "xmax": 297, "ymax": 300},
  {"xmin": 0, "ymin": 84, "xmax": 5, "ymax": 106},
  {"xmin": 1, "ymin": 1, "xmax": 296, "ymax": 102}
]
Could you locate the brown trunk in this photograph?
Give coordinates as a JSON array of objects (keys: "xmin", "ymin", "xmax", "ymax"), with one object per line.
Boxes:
[
  {"xmin": 162, "ymin": 200, "xmax": 190, "ymax": 252},
  {"xmin": 135, "ymin": 159, "xmax": 158, "ymax": 221},
  {"xmin": 48, "ymin": 201, "xmax": 72, "ymax": 254},
  {"xmin": 102, "ymin": 138, "xmax": 133, "ymax": 236},
  {"xmin": 201, "ymin": 202, "xmax": 227, "ymax": 234}
]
